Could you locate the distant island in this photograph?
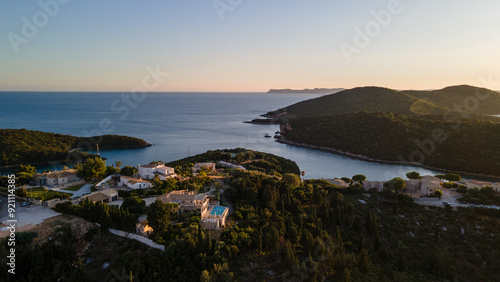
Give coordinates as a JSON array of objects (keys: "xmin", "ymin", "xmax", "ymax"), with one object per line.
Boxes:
[
  {"xmin": 267, "ymin": 88, "xmax": 345, "ymax": 94},
  {"xmin": 263, "ymin": 85, "xmax": 500, "ymax": 178},
  {"xmin": 0, "ymin": 129, "xmax": 151, "ymax": 167}
]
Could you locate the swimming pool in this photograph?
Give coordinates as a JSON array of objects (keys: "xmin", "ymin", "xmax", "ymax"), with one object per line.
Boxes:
[{"xmin": 210, "ymin": 206, "xmax": 227, "ymax": 216}]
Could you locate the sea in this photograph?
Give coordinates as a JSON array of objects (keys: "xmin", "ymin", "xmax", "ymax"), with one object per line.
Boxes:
[{"xmin": 0, "ymin": 91, "xmax": 443, "ymax": 180}]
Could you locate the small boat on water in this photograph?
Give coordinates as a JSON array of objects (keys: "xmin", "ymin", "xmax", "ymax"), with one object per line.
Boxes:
[
  {"xmin": 264, "ymin": 134, "xmax": 272, "ymax": 138},
  {"xmin": 275, "ymin": 131, "xmax": 281, "ymax": 134}
]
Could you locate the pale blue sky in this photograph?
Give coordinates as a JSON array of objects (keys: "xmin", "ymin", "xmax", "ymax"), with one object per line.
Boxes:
[{"xmin": 1, "ymin": 0, "xmax": 499, "ymax": 91}]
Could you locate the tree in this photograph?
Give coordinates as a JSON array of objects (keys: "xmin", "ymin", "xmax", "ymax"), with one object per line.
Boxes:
[
  {"xmin": 147, "ymin": 199, "xmax": 173, "ymax": 238},
  {"xmin": 406, "ymin": 171, "xmax": 421, "ymax": 180},
  {"xmin": 282, "ymin": 173, "xmax": 301, "ymax": 188},
  {"xmin": 76, "ymin": 157, "xmax": 106, "ymax": 180},
  {"xmin": 435, "ymin": 189, "xmax": 443, "ymax": 200},
  {"xmin": 384, "ymin": 177, "xmax": 406, "ymax": 192},
  {"xmin": 352, "ymin": 174, "xmax": 366, "ymax": 183},
  {"xmin": 105, "ymin": 166, "xmax": 120, "ymax": 176},
  {"xmin": 444, "ymin": 173, "xmax": 461, "ymax": 182},
  {"xmin": 341, "ymin": 177, "xmax": 352, "ymax": 184},
  {"xmin": 122, "ymin": 196, "xmax": 146, "ymax": 215},
  {"xmin": 121, "ymin": 165, "xmax": 138, "ymax": 176},
  {"xmin": 15, "ymin": 165, "xmax": 37, "ymax": 175},
  {"xmin": 114, "ymin": 161, "xmax": 123, "ymax": 168}
]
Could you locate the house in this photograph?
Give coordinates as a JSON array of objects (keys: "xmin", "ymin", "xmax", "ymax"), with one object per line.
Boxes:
[
  {"xmin": 34, "ymin": 169, "xmax": 80, "ymax": 186},
  {"xmin": 405, "ymin": 179, "xmax": 422, "ymax": 195},
  {"xmin": 119, "ymin": 176, "xmax": 153, "ymax": 189},
  {"xmin": 200, "ymin": 205, "xmax": 229, "ymax": 230},
  {"xmin": 158, "ymin": 190, "xmax": 209, "ymax": 216},
  {"xmin": 77, "ymin": 189, "xmax": 118, "ymax": 204},
  {"xmin": 362, "ymin": 181, "xmax": 385, "ymax": 192},
  {"xmin": 136, "ymin": 221, "xmax": 153, "ymax": 236},
  {"xmin": 192, "ymin": 162, "xmax": 216, "ymax": 173},
  {"xmin": 138, "ymin": 163, "xmax": 177, "ymax": 180},
  {"xmin": 420, "ymin": 176, "xmax": 441, "ymax": 196}
]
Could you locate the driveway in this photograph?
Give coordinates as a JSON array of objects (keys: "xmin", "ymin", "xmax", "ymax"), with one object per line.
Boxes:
[
  {"xmin": 0, "ymin": 198, "xmax": 60, "ymax": 237},
  {"xmin": 57, "ymin": 183, "xmax": 93, "ymax": 198},
  {"xmin": 414, "ymin": 189, "xmax": 468, "ymax": 208}
]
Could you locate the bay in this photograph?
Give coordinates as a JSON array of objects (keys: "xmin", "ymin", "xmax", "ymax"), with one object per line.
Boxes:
[{"xmin": 0, "ymin": 92, "xmax": 442, "ymax": 180}]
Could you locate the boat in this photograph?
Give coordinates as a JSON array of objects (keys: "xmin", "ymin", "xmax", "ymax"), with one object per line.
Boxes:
[{"xmin": 264, "ymin": 134, "xmax": 272, "ymax": 138}]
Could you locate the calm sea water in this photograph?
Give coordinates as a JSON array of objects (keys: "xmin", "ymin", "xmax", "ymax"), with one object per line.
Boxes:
[{"xmin": 0, "ymin": 92, "xmax": 442, "ymax": 180}]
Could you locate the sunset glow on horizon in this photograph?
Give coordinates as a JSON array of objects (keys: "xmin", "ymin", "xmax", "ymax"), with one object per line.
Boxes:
[{"xmin": 1, "ymin": 0, "xmax": 500, "ymax": 92}]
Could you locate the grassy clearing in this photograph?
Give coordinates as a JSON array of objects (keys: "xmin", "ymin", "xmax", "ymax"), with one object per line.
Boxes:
[{"xmin": 64, "ymin": 184, "xmax": 85, "ymax": 191}]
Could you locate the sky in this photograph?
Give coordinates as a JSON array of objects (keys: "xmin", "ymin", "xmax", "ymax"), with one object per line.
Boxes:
[{"xmin": 1, "ymin": 0, "xmax": 500, "ymax": 92}]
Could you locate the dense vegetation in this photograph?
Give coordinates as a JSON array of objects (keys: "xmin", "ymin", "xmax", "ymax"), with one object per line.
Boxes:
[
  {"xmin": 0, "ymin": 128, "xmax": 150, "ymax": 166},
  {"xmin": 55, "ymin": 199, "xmax": 138, "ymax": 232},
  {"xmin": 2, "ymin": 150, "xmax": 500, "ymax": 281},
  {"xmin": 167, "ymin": 148, "xmax": 301, "ymax": 176},
  {"xmin": 264, "ymin": 85, "xmax": 500, "ymax": 177},
  {"xmin": 285, "ymin": 112, "xmax": 500, "ymax": 176}
]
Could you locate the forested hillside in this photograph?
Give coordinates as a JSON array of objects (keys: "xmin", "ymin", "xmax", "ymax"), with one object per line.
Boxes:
[{"xmin": 0, "ymin": 129, "xmax": 150, "ymax": 166}]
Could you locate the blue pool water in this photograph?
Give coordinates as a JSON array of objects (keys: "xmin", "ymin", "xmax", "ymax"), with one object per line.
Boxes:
[{"xmin": 211, "ymin": 206, "xmax": 227, "ymax": 216}]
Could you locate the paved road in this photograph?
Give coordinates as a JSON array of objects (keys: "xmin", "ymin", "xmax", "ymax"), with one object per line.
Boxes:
[
  {"xmin": 57, "ymin": 184, "xmax": 93, "ymax": 198},
  {"xmin": 414, "ymin": 189, "xmax": 468, "ymax": 208}
]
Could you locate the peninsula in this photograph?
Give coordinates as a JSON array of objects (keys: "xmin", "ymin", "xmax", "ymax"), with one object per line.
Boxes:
[
  {"xmin": 0, "ymin": 128, "xmax": 151, "ymax": 167},
  {"xmin": 265, "ymin": 85, "xmax": 500, "ymax": 177}
]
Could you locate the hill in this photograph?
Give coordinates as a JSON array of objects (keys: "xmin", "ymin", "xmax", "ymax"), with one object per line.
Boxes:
[
  {"xmin": 283, "ymin": 112, "xmax": 500, "ymax": 177},
  {"xmin": 0, "ymin": 129, "xmax": 150, "ymax": 166},
  {"xmin": 267, "ymin": 88, "xmax": 345, "ymax": 94},
  {"xmin": 263, "ymin": 85, "xmax": 500, "ymax": 177},
  {"xmin": 265, "ymin": 85, "xmax": 500, "ymax": 122}
]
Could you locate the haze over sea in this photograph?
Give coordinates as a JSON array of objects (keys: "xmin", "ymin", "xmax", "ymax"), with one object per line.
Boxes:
[{"xmin": 0, "ymin": 92, "xmax": 442, "ymax": 180}]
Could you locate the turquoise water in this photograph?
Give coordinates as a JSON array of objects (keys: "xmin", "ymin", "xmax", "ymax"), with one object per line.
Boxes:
[
  {"xmin": 0, "ymin": 92, "xmax": 443, "ymax": 180},
  {"xmin": 211, "ymin": 206, "xmax": 227, "ymax": 216}
]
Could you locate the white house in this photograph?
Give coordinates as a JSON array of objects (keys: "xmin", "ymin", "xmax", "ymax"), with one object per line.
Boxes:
[
  {"xmin": 420, "ymin": 176, "xmax": 441, "ymax": 196},
  {"xmin": 138, "ymin": 163, "xmax": 177, "ymax": 180},
  {"xmin": 119, "ymin": 176, "xmax": 153, "ymax": 189}
]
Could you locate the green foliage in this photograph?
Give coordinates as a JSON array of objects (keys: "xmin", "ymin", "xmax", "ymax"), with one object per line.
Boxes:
[
  {"xmin": 444, "ymin": 173, "xmax": 462, "ymax": 181},
  {"xmin": 55, "ymin": 200, "xmax": 137, "ymax": 231},
  {"xmin": 352, "ymin": 174, "xmax": 366, "ymax": 183},
  {"xmin": 167, "ymin": 148, "xmax": 300, "ymax": 175},
  {"xmin": 384, "ymin": 177, "xmax": 406, "ymax": 192},
  {"xmin": 76, "ymin": 157, "xmax": 106, "ymax": 180},
  {"xmin": 459, "ymin": 186, "xmax": 500, "ymax": 205},
  {"xmin": 121, "ymin": 196, "xmax": 146, "ymax": 215},
  {"xmin": 406, "ymin": 171, "xmax": 421, "ymax": 180},
  {"xmin": 120, "ymin": 165, "xmax": 137, "ymax": 176},
  {"xmin": 147, "ymin": 199, "xmax": 178, "ymax": 238},
  {"xmin": 435, "ymin": 189, "xmax": 443, "ymax": 200},
  {"xmin": 0, "ymin": 129, "xmax": 149, "ymax": 166}
]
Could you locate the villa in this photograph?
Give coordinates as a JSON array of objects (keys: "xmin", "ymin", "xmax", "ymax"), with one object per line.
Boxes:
[
  {"xmin": 34, "ymin": 169, "xmax": 80, "ymax": 187},
  {"xmin": 159, "ymin": 190, "xmax": 228, "ymax": 230},
  {"xmin": 158, "ymin": 190, "xmax": 209, "ymax": 215},
  {"xmin": 200, "ymin": 205, "xmax": 229, "ymax": 230},
  {"xmin": 138, "ymin": 163, "xmax": 177, "ymax": 180},
  {"xmin": 75, "ymin": 189, "xmax": 119, "ymax": 204},
  {"xmin": 119, "ymin": 176, "xmax": 153, "ymax": 189}
]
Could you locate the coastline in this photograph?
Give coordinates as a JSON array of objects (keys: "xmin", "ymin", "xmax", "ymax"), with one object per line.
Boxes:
[{"xmin": 276, "ymin": 136, "xmax": 500, "ymax": 181}]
